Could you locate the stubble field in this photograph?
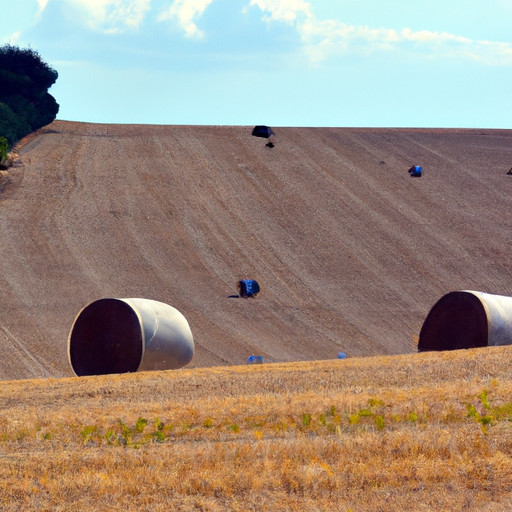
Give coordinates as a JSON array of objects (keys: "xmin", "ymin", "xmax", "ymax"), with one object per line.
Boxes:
[{"xmin": 1, "ymin": 346, "xmax": 512, "ymax": 511}]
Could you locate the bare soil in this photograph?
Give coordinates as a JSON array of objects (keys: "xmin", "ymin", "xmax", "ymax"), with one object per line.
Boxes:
[{"xmin": 1, "ymin": 121, "xmax": 512, "ymax": 380}]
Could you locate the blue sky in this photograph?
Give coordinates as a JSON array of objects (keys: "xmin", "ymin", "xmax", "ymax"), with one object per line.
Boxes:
[{"xmin": 2, "ymin": 0, "xmax": 512, "ymax": 128}]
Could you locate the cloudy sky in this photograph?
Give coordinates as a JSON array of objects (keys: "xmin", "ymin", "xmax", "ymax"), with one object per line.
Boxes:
[{"xmin": 2, "ymin": 0, "xmax": 512, "ymax": 128}]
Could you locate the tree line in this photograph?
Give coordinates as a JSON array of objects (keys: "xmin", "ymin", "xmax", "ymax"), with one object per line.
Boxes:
[{"xmin": 0, "ymin": 44, "xmax": 59, "ymax": 148}]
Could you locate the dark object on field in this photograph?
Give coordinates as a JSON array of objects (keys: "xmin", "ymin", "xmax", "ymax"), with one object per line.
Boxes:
[
  {"xmin": 252, "ymin": 125, "xmax": 274, "ymax": 139},
  {"xmin": 238, "ymin": 279, "xmax": 260, "ymax": 298},
  {"xmin": 408, "ymin": 165, "xmax": 422, "ymax": 177}
]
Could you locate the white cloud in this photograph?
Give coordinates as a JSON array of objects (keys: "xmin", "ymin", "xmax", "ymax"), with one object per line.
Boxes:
[
  {"xmin": 63, "ymin": 0, "xmax": 151, "ymax": 32},
  {"xmin": 38, "ymin": 0, "xmax": 512, "ymax": 65},
  {"xmin": 36, "ymin": 0, "xmax": 49, "ymax": 11},
  {"xmin": 400, "ymin": 28, "xmax": 472, "ymax": 46},
  {"xmin": 8, "ymin": 31, "xmax": 22, "ymax": 45},
  {"xmin": 157, "ymin": 0, "xmax": 214, "ymax": 38},
  {"xmin": 249, "ymin": 0, "xmax": 311, "ymax": 24},
  {"xmin": 249, "ymin": 0, "xmax": 512, "ymax": 66},
  {"xmin": 467, "ymin": 40, "xmax": 512, "ymax": 66}
]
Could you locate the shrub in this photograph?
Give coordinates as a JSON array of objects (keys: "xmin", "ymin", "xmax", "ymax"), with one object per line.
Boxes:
[
  {"xmin": 0, "ymin": 137, "xmax": 8, "ymax": 161},
  {"xmin": 0, "ymin": 102, "xmax": 31, "ymax": 146},
  {"xmin": 0, "ymin": 45, "xmax": 59, "ymax": 145}
]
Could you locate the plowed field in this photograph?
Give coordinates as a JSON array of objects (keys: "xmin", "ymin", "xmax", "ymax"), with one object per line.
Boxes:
[{"xmin": 1, "ymin": 121, "xmax": 511, "ymax": 380}]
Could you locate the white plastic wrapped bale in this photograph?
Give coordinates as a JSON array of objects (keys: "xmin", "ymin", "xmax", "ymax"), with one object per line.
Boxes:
[{"xmin": 67, "ymin": 298, "xmax": 194, "ymax": 376}]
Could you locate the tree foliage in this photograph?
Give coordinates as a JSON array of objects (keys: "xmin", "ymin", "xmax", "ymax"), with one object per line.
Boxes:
[
  {"xmin": 0, "ymin": 136, "xmax": 8, "ymax": 162},
  {"xmin": 0, "ymin": 45, "xmax": 59, "ymax": 146}
]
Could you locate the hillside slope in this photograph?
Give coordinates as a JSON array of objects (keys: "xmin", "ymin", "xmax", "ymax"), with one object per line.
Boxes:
[{"xmin": 0, "ymin": 121, "xmax": 511, "ymax": 380}]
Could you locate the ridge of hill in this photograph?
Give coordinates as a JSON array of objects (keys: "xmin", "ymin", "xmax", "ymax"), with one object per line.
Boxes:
[{"xmin": 0, "ymin": 120, "xmax": 512, "ymax": 380}]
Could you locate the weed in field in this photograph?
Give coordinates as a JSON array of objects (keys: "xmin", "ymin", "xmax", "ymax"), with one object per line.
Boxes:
[
  {"xmin": 3, "ymin": 388, "xmax": 512, "ymax": 453},
  {"xmin": 152, "ymin": 430, "xmax": 165, "ymax": 443},
  {"xmin": 348, "ymin": 413, "xmax": 359, "ymax": 425},
  {"xmin": 345, "ymin": 399, "xmax": 388, "ymax": 431},
  {"xmin": 106, "ymin": 429, "xmax": 117, "ymax": 446},
  {"xmin": 407, "ymin": 411, "xmax": 418, "ymax": 424},
  {"xmin": 273, "ymin": 421, "xmax": 289, "ymax": 432},
  {"xmin": 118, "ymin": 419, "xmax": 132, "ymax": 445},
  {"xmin": 374, "ymin": 415, "xmax": 385, "ymax": 431},
  {"xmin": 466, "ymin": 389, "xmax": 497, "ymax": 433},
  {"xmin": 479, "ymin": 389, "xmax": 490, "ymax": 410},
  {"xmin": 80, "ymin": 425, "xmax": 98, "ymax": 445},
  {"xmin": 302, "ymin": 413, "xmax": 312, "ymax": 427},
  {"xmin": 135, "ymin": 417, "xmax": 147, "ymax": 433}
]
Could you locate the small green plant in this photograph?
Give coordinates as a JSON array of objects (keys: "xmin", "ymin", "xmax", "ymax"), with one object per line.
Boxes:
[
  {"xmin": 466, "ymin": 389, "xmax": 496, "ymax": 433},
  {"xmin": 135, "ymin": 417, "xmax": 147, "ymax": 433},
  {"xmin": 407, "ymin": 412, "xmax": 418, "ymax": 423},
  {"xmin": 118, "ymin": 420, "xmax": 132, "ymax": 445},
  {"xmin": 345, "ymin": 399, "xmax": 388, "ymax": 431},
  {"xmin": 273, "ymin": 421, "xmax": 288, "ymax": 432},
  {"xmin": 302, "ymin": 413, "xmax": 312, "ymax": 427},
  {"xmin": 466, "ymin": 404, "xmax": 493, "ymax": 433},
  {"xmin": 348, "ymin": 413, "xmax": 360, "ymax": 425},
  {"xmin": 106, "ymin": 429, "xmax": 116, "ymax": 445},
  {"xmin": 374, "ymin": 415, "xmax": 385, "ymax": 431},
  {"xmin": 152, "ymin": 430, "xmax": 165, "ymax": 443},
  {"xmin": 80, "ymin": 425, "xmax": 98, "ymax": 444},
  {"xmin": 479, "ymin": 389, "xmax": 490, "ymax": 410}
]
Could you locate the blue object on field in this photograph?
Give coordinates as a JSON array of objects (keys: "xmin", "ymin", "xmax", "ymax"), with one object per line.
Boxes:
[
  {"xmin": 247, "ymin": 355, "xmax": 264, "ymax": 364},
  {"xmin": 337, "ymin": 352, "xmax": 347, "ymax": 359},
  {"xmin": 239, "ymin": 279, "xmax": 260, "ymax": 298},
  {"xmin": 409, "ymin": 165, "xmax": 423, "ymax": 177}
]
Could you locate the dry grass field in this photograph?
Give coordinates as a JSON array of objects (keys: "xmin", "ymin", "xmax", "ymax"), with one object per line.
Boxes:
[{"xmin": 2, "ymin": 346, "xmax": 512, "ymax": 511}]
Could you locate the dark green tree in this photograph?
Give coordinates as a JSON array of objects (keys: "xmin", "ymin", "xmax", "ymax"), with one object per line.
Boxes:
[
  {"xmin": 0, "ymin": 45, "xmax": 59, "ymax": 146},
  {"xmin": 0, "ymin": 136, "xmax": 8, "ymax": 162}
]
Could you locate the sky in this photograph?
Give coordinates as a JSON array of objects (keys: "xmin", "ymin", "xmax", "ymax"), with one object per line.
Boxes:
[{"xmin": 1, "ymin": 0, "xmax": 512, "ymax": 128}]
